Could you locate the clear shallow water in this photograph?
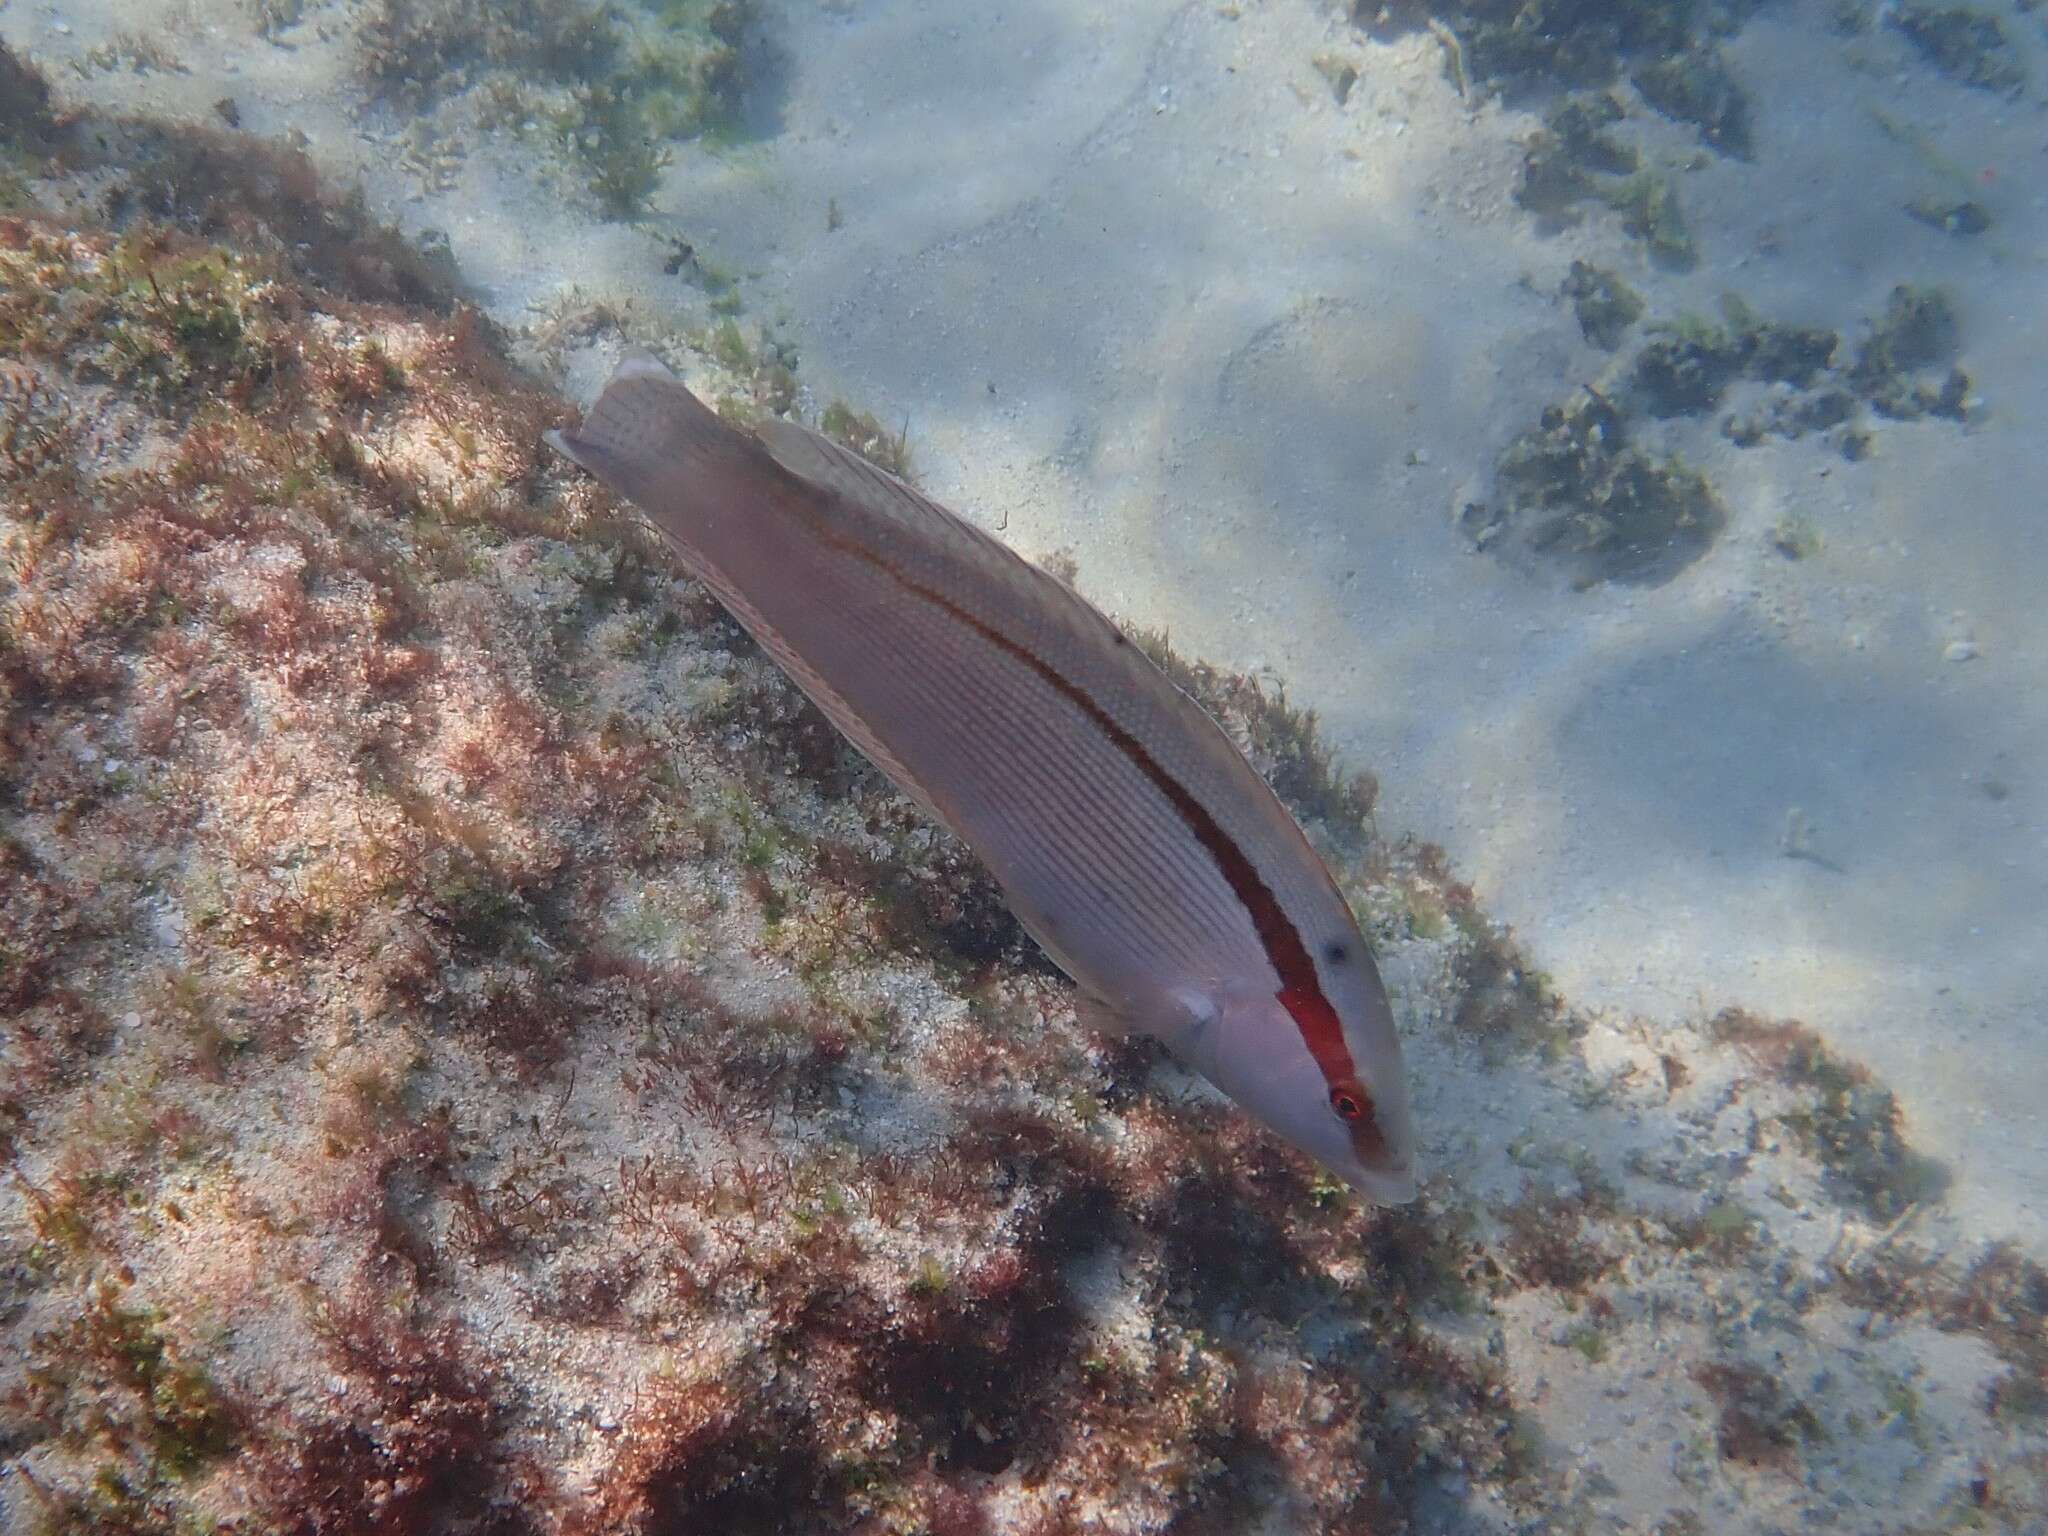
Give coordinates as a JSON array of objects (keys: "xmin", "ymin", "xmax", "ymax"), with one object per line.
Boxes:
[{"xmin": 2, "ymin": 2, "xmax": 2044, "ymax": 1531}]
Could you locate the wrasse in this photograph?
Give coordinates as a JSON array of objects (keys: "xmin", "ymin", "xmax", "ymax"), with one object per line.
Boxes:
[{"xmin": 548, "ymin": 353, "xmax": 1416, "ymax": 1202}]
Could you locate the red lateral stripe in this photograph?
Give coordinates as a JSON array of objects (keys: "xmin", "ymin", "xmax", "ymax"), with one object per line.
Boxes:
[
  {"xmin": 811, "ymin": 515, "xmax": 1359, "ymax": 1093},
  {"xmin": 1277, "ymin": 983, "xmax": 1358, "ymax": 1086}
]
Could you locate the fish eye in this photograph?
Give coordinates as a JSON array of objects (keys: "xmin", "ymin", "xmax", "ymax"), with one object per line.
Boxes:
[{"xmin": 1328, "ymin": 1081, "xmax": 1369, "ymax": 1122}]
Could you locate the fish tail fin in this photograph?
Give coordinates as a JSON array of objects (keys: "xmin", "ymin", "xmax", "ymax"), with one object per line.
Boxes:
[{"xmin": 545, "ymin": 348, "xmax": 747, "ymax": 502}]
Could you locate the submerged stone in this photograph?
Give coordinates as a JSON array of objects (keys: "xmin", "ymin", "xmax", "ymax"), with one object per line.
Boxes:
[{"xmin": 1472, "ymin": 389, "xmax": 1726, "ymax": 588}]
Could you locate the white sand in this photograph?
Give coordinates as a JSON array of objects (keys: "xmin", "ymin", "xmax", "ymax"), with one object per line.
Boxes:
[{"xmin": 15, "ymin": 0, "xmax": 2044, "ymax": 1252}]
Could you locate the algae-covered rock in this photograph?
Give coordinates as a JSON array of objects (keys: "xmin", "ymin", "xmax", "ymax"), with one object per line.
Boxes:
[
  {"xmin": 1633, "ymin": 45, "xmax": 1754, "ymax": 157},
  {"xmin": 1630, "ymin": 321, "xmax": 1745, "ymax": 416},
  {"xmin": 1629, "ymin": 302, "xmax": 1839, "ymax": 417},
  {"xmin": 1712, "ymin": 1010, "xmax": 1949, "ymax": 1222},
  {"xmin": 1360, "ymin": 0, "xmax": 1695, "ymax": 96},
  {"xmin": 357, "ymin": 0, "xmax": 756, "ymax": 218},
  {"xmin": 1848, "ymin": 283, "xmax": 1970, "ymax": 420},
  {"xmin": 1738, "ymin": 313, "xmax": 1841, "ymax": 389},
  {"xmin": 1905, "ymin": 194, "xmax": 1992, "ymax": 237},
  {"xmin": 1602, "ymin": 167, "xmax": 1696, "ymax": 269},
  {"xmin": 8, "ymin": 37, "xmax": 2043, "ymax": 1536},
  {"xmin": 1516, "ymin": 93, "xmax": 1638, "ymax": 228},
  {"xmin": 1890, "ymin": 3, "xmax": 2027, "ymax": 94},
  {"xmin": 1561, "ymin": 260, "xmax": 1644, "ymax": 350},
  {"xmin": 1469, "ymin": 388, "xmax": 1725, "ymax": 587},
  {"xmin": 1722, "ymin": 386, "xmax": 1858, "ymax": 451},
  {"xmin": 2, "ymin": 66, "xmax": 1560, "ymax": 1529},
  {"xmin": 1, "ymin": 40, "xmax": 57, "ymax": 147},
  {"xmin": 1856, "ymin": 283, "xmax": 1959, "ymax": 376},
  {"xmin": 1516, "ymin": 93, "xmax": 1696, "ymax": 267}
]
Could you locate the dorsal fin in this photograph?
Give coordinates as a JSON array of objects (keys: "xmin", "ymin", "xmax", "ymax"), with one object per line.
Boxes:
[
  {"xmin": 756, "ymin": 417, "xmax": 925, "ymax": 521},
  {"xmin": 545, "ymin": 348, "xmax": 730, "ymax": 492},
  {"xmin": 752, "ymin": 415, "xmax": 1126, "ymax": 662}
]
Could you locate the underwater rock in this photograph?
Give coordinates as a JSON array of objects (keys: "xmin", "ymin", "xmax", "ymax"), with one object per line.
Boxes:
[
  {"xmin": 1561, "ymin": 260, "xmax": 1644, "ymax": 351},
  {"xmin": 1633, "ymin": 45, "xmax": 1754, "ymax": 158},
  {"xmin": 1600, "ymin": 284, "xmax": 1972, "ymax": 453},
  {"xmin": 1630, "ymin": 327, "xmax": 1746, "ymax": 416},
  {"xmin": 1905, "ymin": 194, "xmax": 1992, "ymax": 237},
  {"xmin": 1516, "ymin": 93, "xmax": 1637, "ymax": 228},
  {"xmin": 1357, "ymin": 0, "xmax": 1694, "ymax": 97},
  {"xmin": 1848, "ymin": 284, "xmax": 1970, "ymax": 421},
  {"xmin": 1890, "ymin": 3, "xmax": 2028, "ymax": 94},
  {"xmin": 1468, "ymin": 388, "xmax": 1725, "ymax": 588},
  {"xmin": 1602, "ymin": 167, "xmax": 1696, "ymax": 269},
  {"xmin": 1854, "ymin": 283, "xmax": 1959, "ymax": 376},
  {"xmin": 1630, "ymin": 305, "xmax": 1839, "ymax": 418},
  {"xmin": 1515, "ymin": 95, "xmax": 1697, "ymax": 268},
  {"xmin": 1, "ymin": 40, "xmax": 58, "ymax": 147},
  {"xmin": 1722, "ymin": 386, "xmax": 1858, "ymax": 450},
  {"xmin": 357, "ymin": 0, "xmax": 754, "ymax": 218}
]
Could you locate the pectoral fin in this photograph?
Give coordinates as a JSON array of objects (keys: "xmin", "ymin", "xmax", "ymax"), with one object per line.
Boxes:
[{"xmin": 1072, "ymin": 987, "xmax": 1218, "ymax": 1047}]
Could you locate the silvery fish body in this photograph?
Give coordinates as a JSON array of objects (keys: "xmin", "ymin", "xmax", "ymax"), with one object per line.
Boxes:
[{"xmin": 548, "ymin": 353, "xmax": 1416, "ymax": 1202}]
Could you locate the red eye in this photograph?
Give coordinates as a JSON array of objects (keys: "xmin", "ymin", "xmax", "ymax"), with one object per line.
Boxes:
[{"xmin": 1329, "ymin": 1082, "xmax": 1368, "ymax": 1122}]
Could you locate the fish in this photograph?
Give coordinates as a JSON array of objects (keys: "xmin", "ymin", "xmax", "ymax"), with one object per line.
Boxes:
[{"xmin": 546, "ymin": 351, "xmax": 1417, "ymax": 1202}]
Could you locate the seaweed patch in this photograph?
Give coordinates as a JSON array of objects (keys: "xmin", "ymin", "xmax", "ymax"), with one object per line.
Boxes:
[{"xmin": 1461, "ymin": 387, "xmax": 1725, "ymax": 588}]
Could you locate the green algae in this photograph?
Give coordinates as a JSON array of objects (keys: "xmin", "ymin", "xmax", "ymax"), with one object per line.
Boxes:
[
  {"xmin": 1363, "ymin": 0, "xmax": 1696, "ymax": 97},
  {"xmin": 1534, "ymin": 278, "xmax": 1976, "ymax": 463},
  {"xmin": 359, "ymin": 0, "xmax": 755, "ymax": 218},
  {"xmin": 1516, "ymin": 93, "xmax": 1638, "ymax": 228},
  {"xmin": 1890, "ymin": 3, "xmax": 2027, "ymax": 94},
  {"xmin": 1713, "ymin": 1009, "xmax": 1949, "ymax": 1222},
  {"xmin": 1133, "ymin": 628, "xmax": 1381, "ymax": 845},
  {"xmin": 0, "ymin": 230, "xmax": 281, "ymax": 406},
  {"xmin": 0, "ymin": 152, "xmax": 36, "ymax": 213},
  {"xmin": 1860, "ymin": 283, "xmax": 1959, "ymax": 374},
  {"xmin": 560, "ymin": 81, "xmax": 675, "ymax": 218},
  {"xmin": 77, "ymin": 1284, "xmax": 240, "ymax": 1474},
  {"xmin": 1769, "ymin": 514, "xmax": 1823, "ymax": 561},
  {"xmin": 1846, "ymin": 284, "xmax": 1970, "ymax": 423},
  {"xmin": 1469, "ymin": 387, "xmax": 1726, "ymax": 588},
  {"xmin": 1566, "ymin": 1321, "xmax": 1612, "ymax": 1362},
  {"xmin": 1514, "ymin": 94, "xmax": 1697, "ymax": 267},
  {"xmin": 359, "ymin": 0, "xmax": 620, "ymax": 106},
  {"xmin": 1603, "ymin": 167, "xmax": 1697, "ymax": 269},
  {"xmin": 1629, "ymin": 300, "xmax": 1839, "ymax": 417},
  {"xmin": 1561, "ymin": 260, "xmax": 1644, "ymax": 350},
  {"xmin": 1633, "ymin": 45, "xmax": 1754, "ymax": 157},
  {"xmin": 1361, "ymin": 6, "xmax": 1794, "ymax": 262},
  {"xmin": 13, "ymin": 1280, "xmax": 242, "ymax": 1518},
  {"xmin": 819, "ymin": 399, "xmax": 913, "ymax": 479}
]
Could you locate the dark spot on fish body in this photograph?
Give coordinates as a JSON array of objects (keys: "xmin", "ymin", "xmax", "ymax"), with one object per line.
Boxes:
[{"xmin": 1324, "ymin": 940, "xmax": 1349, "ymax": 965}]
